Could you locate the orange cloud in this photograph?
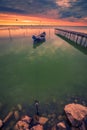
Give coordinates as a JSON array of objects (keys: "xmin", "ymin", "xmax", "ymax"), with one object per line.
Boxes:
[
  {"xmin": 0, "ymin": 13, "xmax": 87, "ymax": 26},
  {"xmin": 56, "ymin": 0, "xmax": 77, "ymax": 7}
]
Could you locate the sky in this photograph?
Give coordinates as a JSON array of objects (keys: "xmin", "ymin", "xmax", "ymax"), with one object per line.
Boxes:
[{"xmin": 0, "ymin": 0, "xmax": 87, "ymax": 26}]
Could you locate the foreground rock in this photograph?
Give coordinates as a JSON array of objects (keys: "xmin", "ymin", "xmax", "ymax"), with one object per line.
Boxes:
[
  {"xmin": 57, "ymin": 122, "xmax": 66, "ymax": 130},
  {"xmin": 39, "ymin": 117, "xmax": 48, "ymax": 125},
  {"xmin": 14, "ymin": 115, "xmax": 48, "ymax": 130},
  {"xmin": 64, "ymin": 103, "xmax": 87, "ymax": 129},
  {"xmin": 15, "ymin": 115, "xmax": 31, "ymax": 130},
  {"xmin": 30, "ymin": 124, "xmax": 43, "ymax": 130}
]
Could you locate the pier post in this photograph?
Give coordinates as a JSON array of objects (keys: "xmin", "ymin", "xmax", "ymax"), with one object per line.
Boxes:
[{"xmin": 55, "ymin": 28, "xmax": 87, "ymax": 48}]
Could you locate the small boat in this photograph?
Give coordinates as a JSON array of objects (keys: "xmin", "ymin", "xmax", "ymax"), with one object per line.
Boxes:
[{"xmin": 32, "ymin": 32, "xmax": 46, "ymax": 42}]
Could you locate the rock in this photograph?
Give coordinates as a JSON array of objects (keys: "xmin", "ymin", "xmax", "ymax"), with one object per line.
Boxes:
[
  {"xmin": 15, "ymin": 120, "xmax": 29, "ymax": 130},
  {"xmin": 14, "ymin": 111, "xmax": 20, "ymax": 120},
  {"xmin": 0, "ymin": 119, "xmax": 3, "ymax": 128},
  {"xmin": 17, "ymin": 104, "xmax": 22, "ymax": 111},
  {"xmin": 64, "ymin": 103, "xmax": 87, "ymax": 129},
  {"xmin": 57, "ymin": 122, "xmax": 66, "ymax": 130},
  {"xmin": 30, "ymin": 124, "xmax": 43, "ymax": 130},
  {"xmin": 64, "ymin": 103, "xmax": 87, "ymax": 120},
  {"xmin": 15, "ymin": 115, "xmax": 31, "ymax": 130},
  {"xmin": 39, "ymin": 117, "xmax": 48, "ymax": 125},
  {"xmin": 3, "ymin": 111, "xmax": 14, "ymax": 123},
  {"xmin": 21, "ymin": 115, "xmax": 31, "ymax": 123}
]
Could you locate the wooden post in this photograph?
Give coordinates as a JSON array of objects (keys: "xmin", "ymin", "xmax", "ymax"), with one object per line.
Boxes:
[{"xmin": 55, "ymin": 28, "xmax": 87, "ymax": 48}]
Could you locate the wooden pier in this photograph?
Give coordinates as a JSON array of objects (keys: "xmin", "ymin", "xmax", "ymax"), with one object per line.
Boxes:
[{"xmin": 55, "ymin": 28, "xmax": 87, "ymax": 48}]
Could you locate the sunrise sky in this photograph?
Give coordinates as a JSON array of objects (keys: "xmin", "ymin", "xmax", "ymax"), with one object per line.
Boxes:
[{"xmin": 0, "ymin": 0, "xmax": 87, "ymax": 26}]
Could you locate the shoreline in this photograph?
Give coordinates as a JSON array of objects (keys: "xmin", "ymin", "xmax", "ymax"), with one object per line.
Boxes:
[{"xmin": 0, "ymin": 96, "xmax": 87, "ymax": 129}]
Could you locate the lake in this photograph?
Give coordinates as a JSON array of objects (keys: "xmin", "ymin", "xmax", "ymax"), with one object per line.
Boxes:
[{"xmin": 0, "ymin": 26, "xmax": 87, "ymax": 115}]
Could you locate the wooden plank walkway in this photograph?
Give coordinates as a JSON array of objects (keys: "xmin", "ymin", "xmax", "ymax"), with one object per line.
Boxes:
[{"xmin": 55, "ymin": 28, "xmax": 87, "ymax": 48}]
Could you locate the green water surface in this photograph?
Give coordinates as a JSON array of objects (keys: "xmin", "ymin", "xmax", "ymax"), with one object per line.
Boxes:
[{"xmin": 0, "ymin": 27, "xmax": 87, "ymax": 109}]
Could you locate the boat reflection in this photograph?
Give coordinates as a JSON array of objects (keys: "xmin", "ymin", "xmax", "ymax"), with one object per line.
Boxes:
[{"xmin": 33, "ymin": 38, "xmax": 46, "ymax": 49}]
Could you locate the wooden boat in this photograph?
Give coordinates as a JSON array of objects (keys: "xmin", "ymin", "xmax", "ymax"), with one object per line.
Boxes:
[{"xmin": 32, "ymin": 32, "xmax": 46, "ymax": 42}]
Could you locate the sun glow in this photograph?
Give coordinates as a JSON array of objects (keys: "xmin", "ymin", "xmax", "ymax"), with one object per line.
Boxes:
[{"xmin": 0, "ymin": 13, "xmax": 87, "ymax": 26}]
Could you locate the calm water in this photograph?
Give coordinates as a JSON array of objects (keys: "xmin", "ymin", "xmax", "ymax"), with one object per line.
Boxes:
[{"xmin": 0, "ymin": 26, "xmax": 87, "ymax": 111}]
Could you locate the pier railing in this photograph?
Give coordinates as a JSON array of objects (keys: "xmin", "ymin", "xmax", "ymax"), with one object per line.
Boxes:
[{"xmin": 55, "ymin": 28, "xmax": 87, "ymax": 48}]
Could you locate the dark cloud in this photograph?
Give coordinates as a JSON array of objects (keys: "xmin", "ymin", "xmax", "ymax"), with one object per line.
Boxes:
[
  {"xmin": 0, "ymin": 0, "xmax": 57, "ymax": 14},
  {"xmin": 0, "ymin": 0, "xmax": 87, "ymax": 20},
  {"xmin": 58, "ymin": 0, "xmax": 87, "ymax": 19},
  {"xmin": 0, "ymin": 6, "xmax": 27, "ymax": 14}
]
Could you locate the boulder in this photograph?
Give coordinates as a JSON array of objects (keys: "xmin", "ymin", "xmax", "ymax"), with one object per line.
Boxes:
[
  {"xmin": 15, "ymin": 115, "xmax": 31, "ymax": 130},
  {"xmin": 39, "ymin": 117, "xmax": 48, "ymax": 125},
  {"xmin": 15, "ymin": 120, "xmax": 29, "ymax": 130},
  {"xmin": 64, "ymin": 103, "xmax": 87, "ymax": 129},
  {"xmin": 57, "ymin": 122, "xmax": 66, "ymax": 130},
  {"xmin": 30, "ymin": 124, "xmax": 43, "ymax": 130},
  {"xmin": 21, "ymin": 115, "xmax": 31, "ymax": 123}
]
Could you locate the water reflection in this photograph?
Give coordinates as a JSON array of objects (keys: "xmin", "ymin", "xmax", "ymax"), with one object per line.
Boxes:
[
  {"xmin": 0, "ymin": 26, "xmax": 87, "ymax": 112},
  {"xmin": 8, "ymin": 29, "xmax": 12, "ymax": 40},
  {"xmin": 0, "ymin": 27, "xmax": 53, "ymax": 41},
  {"xmin": 33, "ymin": 39, "xmax": 46, "ymax": 49},
  {"xmin": 0, "ymin": 27, "xmax": 56, "ymax": 57},
  {"xmin": 56, "ymin": 34, "xmax": 87, "ymax": 55}
]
